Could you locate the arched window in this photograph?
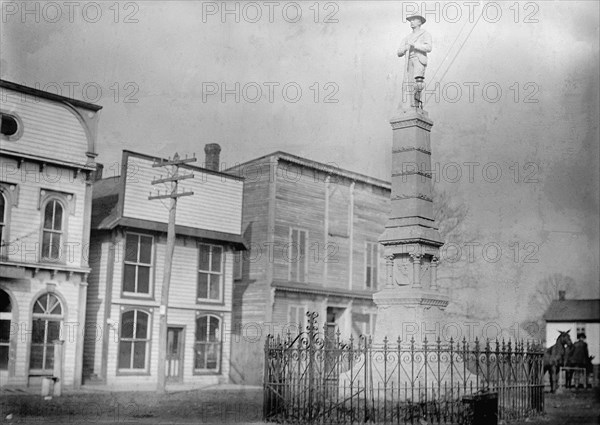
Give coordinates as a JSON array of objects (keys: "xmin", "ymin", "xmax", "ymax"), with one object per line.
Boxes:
[
  {"xmin": 0, "ymin": 289, "xmax": 12, "ymax": 370},
  {"xmin": 41, "ymin": 199, "xmax": 64, "ymax": 261},
  {"xmin": 118, "ymin": 309, "xmax": 150, "ymax": 371},
  {"xmin": 30, "ymin": 293, "xmax": 63, "ymax": 373},
  {"xmin": 194, "ymin": 315, "xmax": 221, "ymax": 372}
]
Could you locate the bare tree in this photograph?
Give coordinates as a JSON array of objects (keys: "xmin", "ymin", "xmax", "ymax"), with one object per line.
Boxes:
[{"xmin": 521, "ymin": 273, "xmax": 580, "ymax": 342}]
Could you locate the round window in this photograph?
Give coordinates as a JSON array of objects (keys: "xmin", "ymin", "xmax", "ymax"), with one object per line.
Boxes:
[{"xmin": 1, "ymin": 114, "xmax": 21, "ymax": 140}]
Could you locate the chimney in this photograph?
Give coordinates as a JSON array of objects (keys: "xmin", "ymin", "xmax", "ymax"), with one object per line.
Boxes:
[
  {"xmin": 204, "ymin": 143, "xmax": 221, "ymax": 171},
  {"xmin": 558, "ymin": 290, "xmax": 566, "ymax": 301}
]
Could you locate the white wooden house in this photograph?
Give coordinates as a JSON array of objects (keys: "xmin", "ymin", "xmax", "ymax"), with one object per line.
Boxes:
[
  {"xmin": 544, "ymin": 293, "xmax": 600, "ymax": 366},
  {"xmin": 83, "ymin": 148, "xmax": 245, "ymax": 388},
  {"xmin": 0, "ymin": 80, "xmax": 102, "ymax": 387}
]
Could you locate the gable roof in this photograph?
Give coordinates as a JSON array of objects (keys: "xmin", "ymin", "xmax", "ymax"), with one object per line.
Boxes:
[
  {"xmin": 543, "ymin": 299, "xmax": 600, "ymax": 323},
  {"xmin": 227, "ymin": 151, "xmax": 391, "ymax": 190}
]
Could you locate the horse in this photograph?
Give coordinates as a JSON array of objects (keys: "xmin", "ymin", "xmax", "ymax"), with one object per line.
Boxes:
[{"xmin": 543, "ymin": 330, "xmax": 573, "ymax": 392}]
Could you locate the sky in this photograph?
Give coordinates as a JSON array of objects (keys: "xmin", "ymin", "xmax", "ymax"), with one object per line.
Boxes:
[{"xmin": 1, "ymin": 1, "xmax": 599, "ymax": 327}]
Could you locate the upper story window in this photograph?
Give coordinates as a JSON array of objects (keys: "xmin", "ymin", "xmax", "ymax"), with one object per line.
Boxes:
[
  {"xmin": 0, "ymin": 113, "xmax": 22, "ymax": 141},
  {"xmin": 233, "ymin": 251, "xmax": 242, "ymax": 281},
  {"xmin": 0, "ymin": 193, "xmax": 6, "ymax": 253},
  {"xmin": 123, "ymin": 233, "xmax": 153, "ymax": 297},
  {"xmin": 0, "ymin": 183, "xmax": 17, "ymax": 260},
  {"xmin": 41, "ymin": 199, "xmax": 64, "ymax": 261},
  {"xmin": 365, "ymin": 242, "xmax": 378, "ymax": 289},
  {"xmin": 197, "ymin": 244, "xmax": 223, "ymax": 302},
  {"xmin": 289, "ymin": 228, "xmax": 307, "ymax": 282}
]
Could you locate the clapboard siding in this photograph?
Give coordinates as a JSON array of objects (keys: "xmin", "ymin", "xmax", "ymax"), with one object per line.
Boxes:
[
  {"xmin": 1, "ymin": 87, "xmax": 90, "ymax": 165},
  {"xmin": 0, "ymin": 156, "xmax": 88, "ymax": 268},
  {"xmin": 0, "ymin": 82, "xmax": 98, "ymax": 388},
  {"xmin": 226, "ymin": 158, "xmax": 273, "ymax": 385},
  {"xmin": 0, "ymin": 271, "xmax": 83, "ymax": 386},
  {"xmin": 225, "ymin": 154, "xmax": 392, "ymax": 385},
  {"xmin": 122, "ymin": 155, "xmax": 243, "ymax": 235},
  {"xmin": 274, "ymin": 166, "xmax": 327, "ymax": 283},
  {"xmin": 87, "ymin": 151, "xmax": 242, "ymax": 387},
  {"xmin": 106, "ymin": 233, "xmax": 234, "ymax": 312},
  {"xmin": 83, "ymin": 234, "xmax": 109, "ymax": 378}
]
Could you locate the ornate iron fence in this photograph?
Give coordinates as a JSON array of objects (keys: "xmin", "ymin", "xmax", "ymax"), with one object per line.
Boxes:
[{"xmin": 264, "ymin": 312, "xmax": 544, "ymax": 424}]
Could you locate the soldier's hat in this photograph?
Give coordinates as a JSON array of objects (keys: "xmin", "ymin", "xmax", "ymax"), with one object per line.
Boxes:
[{"xmin": 407, "ymin": 14, "xmax": 426, "ymax": 24}]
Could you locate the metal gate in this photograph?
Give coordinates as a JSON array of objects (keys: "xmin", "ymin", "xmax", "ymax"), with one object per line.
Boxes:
[{"xmin": 264, "ymin": 312, "xmax": 544, "ymax": 424}]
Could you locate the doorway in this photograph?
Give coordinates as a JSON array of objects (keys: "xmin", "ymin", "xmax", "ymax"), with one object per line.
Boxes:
[{"xmin": 166, "ymin": 327, "xmax": 184, "ymax": 383}]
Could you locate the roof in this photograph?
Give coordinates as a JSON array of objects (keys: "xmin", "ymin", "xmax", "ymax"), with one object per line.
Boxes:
[
  {"xmin": 123, "ymin": 150, "xmax": 244, "ymax": 182},
  {"xmin": 227, "ymin": 151, "xmax": 391, "ymax": 190},
  {"xmin": 543, "ymin": 299, "xmax": 600, "ymax": 323},
  {"xmin": 0, "ymin": 79, "xmax": 103, "ymax": 111}
]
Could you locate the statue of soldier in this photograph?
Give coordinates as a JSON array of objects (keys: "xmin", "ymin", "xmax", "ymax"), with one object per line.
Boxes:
[{"xmin": 398, "ymin": 14, "xmax": 432, "ymax": 109}]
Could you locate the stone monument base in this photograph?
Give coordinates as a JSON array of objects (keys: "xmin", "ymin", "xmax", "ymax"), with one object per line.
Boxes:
[{"xmin": 372, "ymin": 287, "xmax": 449, "ymax": 344}]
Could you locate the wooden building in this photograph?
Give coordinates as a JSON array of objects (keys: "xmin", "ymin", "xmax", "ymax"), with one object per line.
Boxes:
[
  {"xmin": 543, "ymin": 292, "xmax": 599, "ymax": 367},
  {"xmin": 84, "ymin": 148, "xmax": 245, "ymax": 388},
  {"xmin": 0, "ymin": 80, "xmax": 102, "ymax": 387},
  {"xmin": 226, "ymin": 152, "xmax": 390, "ymax": 385}
]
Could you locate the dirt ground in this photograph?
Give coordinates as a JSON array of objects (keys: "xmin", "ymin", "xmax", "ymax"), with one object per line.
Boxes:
[
  {"xmin": 512, "ymin": 388, "xmax": 600, "ymax": 425},
  {"xmin": 1, "ymin": 385, "xmax": 598, "ymax": 424},
  {"xmin": 0, "ymin": 385, "xmax": 263, "ymax": 424}
]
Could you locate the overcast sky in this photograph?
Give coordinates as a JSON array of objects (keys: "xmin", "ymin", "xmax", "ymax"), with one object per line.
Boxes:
[{"xmin": 2, "ymin": 1, "xmax": 599, "ymax": 325}]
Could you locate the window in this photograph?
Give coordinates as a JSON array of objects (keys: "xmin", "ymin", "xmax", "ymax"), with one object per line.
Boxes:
[
  {"xmin": 365, "ymin": 242, "xmax": 378, "ymax": 289},
  {"xmin": 288, "ymin": 305, "xmax": 307, "ymax": 334},
  {"xmin": 289, "ymin": 229, "xmax": 307, "ymax": 282},
  {"xmin": 0, "ymin": 289, "xmax": 12, "ymax": 370},
  {"xmin": 352, "ymin": 312, "xmax": 377, "ymax": 338},
  {"xmin": 197, "ymin": 244, "xmax": 223, "ymax": 302},
  {"xmin": 0, "ymin": 113, "xmax": 21, "ymax": 140},
  {"xmin": 30, "ymin": 293, "xmax": 63, "ymax": 373},
  {"xmin": 194, "ymin": 315, "xmax": 221, "ymax": 372},
  {"xmin": 233, "ymin": 252, "xmax": 242, "ymax": 281},
  {"xmin": 0, "ymin": 193, "xmax": 5, "ymax": 252},
  {"xmin": 41, "ymin": 199, "xmax": 64, "ymax": 261},
  {"xmin": 123, "ymin": 233, "xmax": 153, "ymax": 296},
  {"xmin": 0, "ymin": 185, "xmax": 16, "ymax": 259},
  {"xmin": 118, "ymin": 309, "xmax": 150, "ymax": 371}
]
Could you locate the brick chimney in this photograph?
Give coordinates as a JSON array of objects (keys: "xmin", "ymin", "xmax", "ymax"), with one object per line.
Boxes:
[
  {"xmin": 558, "ymin": 290, "xmax": 566, "ymax": 301},
  {"xmin": 204, "ymin": 143, "xmax": 221, "ymax": 171}
]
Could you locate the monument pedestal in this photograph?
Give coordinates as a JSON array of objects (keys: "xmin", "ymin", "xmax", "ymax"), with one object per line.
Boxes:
[{"xmin": 374, "ymin": 107, "xmax": 449, "ymax": 343}]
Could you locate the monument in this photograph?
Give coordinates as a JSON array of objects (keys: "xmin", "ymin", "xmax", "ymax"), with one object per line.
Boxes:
[
  {"xmin": 373, "ymin": 13, "xmax": 449, "ymax": 344},
  {"xmin": 397, "ymin": 14, "xmax": 431, "ymax": 109}
]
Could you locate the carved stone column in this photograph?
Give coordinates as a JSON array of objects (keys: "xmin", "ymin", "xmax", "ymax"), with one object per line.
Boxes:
[
  {"xmin": 385, "ymin": 254, "xmax": 394, "ymax": 289},
  {"xmin": 430, "ymin": 256, "xmax": 439, "ymax": 290},
  {"xmin": 410, "ymin": 253, "xmax": 423, "ymax": 288}
]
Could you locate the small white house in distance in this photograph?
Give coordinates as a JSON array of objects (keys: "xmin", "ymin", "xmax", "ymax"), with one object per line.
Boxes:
[
  {"xmin": 543, "ymin": 291, "xmax": 600, "ymax": 366},
  {"xmin": 83, "ymin": 147, "xmax": 246, "ymax": 389}
]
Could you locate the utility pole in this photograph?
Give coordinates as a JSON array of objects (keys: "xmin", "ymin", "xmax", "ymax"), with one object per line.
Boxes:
[{"xmin": 149, "ymin": 152, "xmax": 196, "ymax": 393}]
